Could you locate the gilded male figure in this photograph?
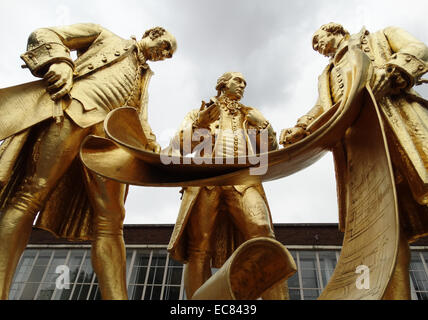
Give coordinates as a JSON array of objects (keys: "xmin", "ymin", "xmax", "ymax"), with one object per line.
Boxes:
[
  {"xmin": 167, "ymin": 72, "xmax": 289, "ymax": 299},
  {"xmin": 0, "ymin": 23, "xmax": 176, "ymax": 299},
  {"xmin": 280, "ymin": 23, "xmax": 428, "ymax": 299}
]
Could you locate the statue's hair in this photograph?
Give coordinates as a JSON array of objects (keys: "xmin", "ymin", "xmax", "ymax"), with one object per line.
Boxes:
[
  {"xmin": 142, "ymin": 27, "xmax": 167, "ymax": 40},
  {"xmin": 215, "ymin": 71, "xmax": 244, "ymax": 96},
  {"xmin": 318, "ymin": 22, "xmax": 349, "ymax": 37}
]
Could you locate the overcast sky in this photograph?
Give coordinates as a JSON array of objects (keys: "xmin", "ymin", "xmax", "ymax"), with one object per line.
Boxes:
[{"xmin": 0, "ymin": 0, "xmax": 427, "ymax": 226}]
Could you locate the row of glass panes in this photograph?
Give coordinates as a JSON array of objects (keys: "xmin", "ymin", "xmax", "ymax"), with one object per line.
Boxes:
[
  {"xmin": 10, "ymin": 247, "xmax": 428, "ymax": 300},
  {"xmin": 287, "ymin": 250, "xmax": 339, "ymax": 300},
  {"xmin": 409, "ymin": 251, "xmax": 428, "ymax": 300},
  {"xmin": 286, "ymin": 249, "xmax": 428, "ymax": 300},
  {"xmin": 10, "ymin": 247, "xmax": 185, "ymax": 300}
]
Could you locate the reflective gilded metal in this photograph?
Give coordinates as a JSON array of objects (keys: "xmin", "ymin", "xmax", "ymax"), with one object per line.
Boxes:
[
  {"xmin": 82, "ymin": 24, "xmax": 428, "ymax": 300},
  {"xmin": 1, "ymin": 21, "xmax": 427, "ymax": 301},
  {"xmin": 165, "ymin": 72, "xmax": 292, "ymax": 300},
  {"xmin": 191, "ymin": 237, "xmax": 296, "ymax": 300},
  {"xmin": 281, "ymin": 24, "xmax": 428, "ymax": 300},
  {"xmin": 0, "ymin": 23, "xmax": 177, "ymax": 300}
]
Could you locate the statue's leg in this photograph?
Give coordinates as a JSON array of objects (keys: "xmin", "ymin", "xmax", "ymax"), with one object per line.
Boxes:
[
  {"xmin": 225, "ymin": 186, "xmax": 288, "ymax": 300},
  {"xmin": 225, "ymin": 187, "xmax": 274, "ymax": 241},
  {"xmin": 382, "ymin": 228, "xmax": 411, "ymax": 300},
  {"xmin": 184, "ymin": 187, "xmax": 221, "ymax": 299},
  {"xmin": 0, "ymin": 117, "xmax": 91, "ymax": 299},
  {"xmin": 82, "ymin": 168, "xmax": 128, "ymax": 300}
]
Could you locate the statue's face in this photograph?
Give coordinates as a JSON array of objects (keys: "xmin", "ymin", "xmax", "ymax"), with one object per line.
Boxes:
[
  {"xmin": 223, "ymin": 73, "xmax": 247, "ymax": 100},
  {"xmin": 143, "ymin": 34, "xmax": 177, "ymax": 61},
  {"xmin": 312, "ymin": 29, "xmax": 343, "ymax": 57}
]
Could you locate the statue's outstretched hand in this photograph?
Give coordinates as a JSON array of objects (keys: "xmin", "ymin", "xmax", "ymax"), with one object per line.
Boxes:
[
  {"xmin": 196, "ymin": 102, "xmax": 220, "ymax": 128},
  {"xmin": 146, "ymin": 140, "xmax": 162, "ymax": 153},
  {"xmin": 279, "ymin": 127, "xmax": 307, "ymax": 146},
  {"xmin": 44, "ymin": 62, "xmax": 74, "ymax": 101}
]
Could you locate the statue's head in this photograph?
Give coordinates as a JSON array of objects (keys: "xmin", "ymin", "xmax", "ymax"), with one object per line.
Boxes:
[
  {"xmin": 216, "ymin": 71, "xmax": 247, "ymax": 101},
  {"xmin": 312, "ymin": 22, "xmax": 350, "ymax": 57},
  {"xmin": 140, "ymin": 27, "xmax": 177, "ymax": 61}
]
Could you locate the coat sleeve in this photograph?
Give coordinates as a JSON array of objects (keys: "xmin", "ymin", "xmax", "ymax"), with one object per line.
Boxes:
[
  {"xmin": 295, "ymin": 97, "xmax": 325, "ymax": 130},
  {"xmin": 245, "ymin": 106, "xmax": 279, "ymax": 152},
  {"xmin": 293, "ymin": 66, "xmax": 332, "ymax": 130},
  {"xmin": 20, "ymin": 23, "xmax": 105, "ymax": 77},
  {"xmin": 383, "ymin": 26, "xmax": 428, "ymax": 88}
]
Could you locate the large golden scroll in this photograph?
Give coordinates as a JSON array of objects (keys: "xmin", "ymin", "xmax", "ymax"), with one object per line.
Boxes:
[
  {"xmin": 80, "ymin": 47, "xmax": 400, "ymax": 299},
  {"xmin": 318, "ymin": 87, "xmax": 399, "ymax": 299}
]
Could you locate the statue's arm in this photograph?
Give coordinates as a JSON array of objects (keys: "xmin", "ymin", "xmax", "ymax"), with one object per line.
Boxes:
[
  {"xmin": 21, "ymin": 23, "xmax": 104, "ymax": 78},
  {"xmin": 244, "ymin": 106, "xmax": 278, "ymax": 152},
  {"xmin": 20, "ymin": 23, "xmax": 105, "ymax": 101},
  {"xmin": 279, "ymin": 98, "xmax": 324, "ymax": 146},
  {"xmin": 295, "ymin": 101, "xmax": 324, "ymax": 130},
  {"xmin": 383, "ymin": 26, "xmax": 428, "ymax": 88}
]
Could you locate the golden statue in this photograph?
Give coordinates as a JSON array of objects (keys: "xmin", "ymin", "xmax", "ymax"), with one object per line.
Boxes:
[
  {"xmin": 77, "ymin": 23, "xmax": 427, "ymax": 300},
  {"xmin": 280, "ymin": 23, "xmax": 428, "ymax": 299},
  {"xmin": 0, "ymin": 23, "xmax": 177, "ymax": 300},
  {"xmin": 165, "ymin": 71, "xmax": 295, "ymax": 299}
]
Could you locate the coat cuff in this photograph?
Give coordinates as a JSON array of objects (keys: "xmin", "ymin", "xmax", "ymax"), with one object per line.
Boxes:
[
  {"xmin": 20, "ymin": 42, "xmax": 74, "ymax": 77},
  {"xmin": 296, "ymin": 115, "xmax": 314, "ymax": 130},
  {"xmin": 386, "ymin": 52, "xmax": 428, "ymax": 88}
]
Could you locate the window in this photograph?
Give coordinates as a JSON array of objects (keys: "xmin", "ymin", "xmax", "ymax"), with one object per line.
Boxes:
[
  {"xmin": 409, "ymin": 251, "xmax": 428, "ymax": 300},
  {"xmin": 10, "ymin": 246, "xmax": 428, "ymax": 300}
]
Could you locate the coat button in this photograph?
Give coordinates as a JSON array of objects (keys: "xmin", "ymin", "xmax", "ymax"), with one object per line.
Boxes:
[
  {"xmin": 406, "ymin": 56, "xmax": 412, "ymax": 62},
  {"xmin": 418, "ymin": 65, "xmax": 425, "ymax": 70},
  {"xmin": 88, "ymin": 64, "xmax": 94, "ymax": 70},
  {"xmin": 364, "ymin": 47, "xmax": 370, "ymax": 52},
  {"xmin": 102, "ymin": 57, "xmax": 107, "ymax": 63},
  {"xmin": 46, "ymin": 44, "xmax": 52, "ymax": 49},
  {"xmin": 115, "ymin": 51, "xmax": 120, "ymax": 56},
  {"xmin": 361, "ymin": 39, "xmax": 368, "ymax": 44}
]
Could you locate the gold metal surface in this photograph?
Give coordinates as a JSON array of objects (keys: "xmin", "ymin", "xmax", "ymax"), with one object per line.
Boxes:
[
  {"xmin": 81, "ymin": 46, "xmax": 368, "ymax": 187},
  {"xmin": 280, "ymin": 23, "xmax": 428, "ymax": 300},
  {"xmin": 319, "ymin": 86, "xmax": 399, "ymax": 299},
  {"xmin": 191, "ymin": 237, "xmax": 296, "ymax": 300},
  {"xmin": 80, "ymin": 24, "xmax": 428, "ymax": 300},
  {"xmin": 0, "ymin": 20, "xmax": 426, "ymax": 301},
  {"xmin": 0, "ymin": 23, "xmax": 176, "ymax": 300},
  {"xmin": 163, "ymin": 72, "xmax": 291, "ymax": 300}
]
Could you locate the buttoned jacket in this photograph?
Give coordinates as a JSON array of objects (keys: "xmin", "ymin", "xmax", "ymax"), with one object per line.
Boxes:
[
  {"xmin": 167, "ymin": 102, "xmax": 278, "ymax": 265},
  {"xmin": 19, "ymin": 23, "xmax": 154, "ymax": 135},
  {"xmin": 299, "ymin": 27, "xmax": 428, "ymax": 241}
]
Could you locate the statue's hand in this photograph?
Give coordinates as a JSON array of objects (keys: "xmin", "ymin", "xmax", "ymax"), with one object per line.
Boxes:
[
  {"xmin": 146, "ymin": 140, "xmax": 161, "ymax": 153},
  {"xmin": 196, "ymin": 102, "xmax": 219, "ymax": 128},
  {"xmin": 44, "ymin": 62, "xmax": 74, "ymax": 101},
  {"xmin": 370, "ymin": 66, "xmax": 408, "ymax": 97},
  {"xmin": 279, "ymin": 127, "xmax": 307, "ymax": 146}
]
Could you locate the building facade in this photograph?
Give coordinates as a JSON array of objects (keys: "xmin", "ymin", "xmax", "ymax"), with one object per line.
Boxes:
[{"xmin": 9, "ymin": 224, "xmax": 428, "ymax": 300}]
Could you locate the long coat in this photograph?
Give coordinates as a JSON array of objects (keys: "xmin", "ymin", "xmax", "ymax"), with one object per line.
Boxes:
[
  {"xmin": 302, "ymin": 27, "xmax": 428, "ymax": 242},
  {"xmin": 0, "ymin": 23, "xmax": 155, "ymax": 241},
  {"xmin": 167, "ymin": 105, "xmax": 278, "ymax": 267}
]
